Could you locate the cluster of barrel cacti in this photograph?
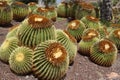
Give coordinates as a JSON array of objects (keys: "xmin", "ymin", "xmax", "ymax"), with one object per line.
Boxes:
[
  {"xmin": 0, "ymin": 0, "xmax": 120, "ymax": 80},
  {"xmin": 0, "ymin": 11, "xmax": 77, "ymax": 80},
  {"xmin": 57, "ymin": 1, "xmax": 96, "ymax": 20},
  {"xmin": 0, "ymin": 1, "xmax": 57, "ymax": 26},
  {"xmin": 66, "ymin": 16, "xmax": 119, "ymax": 67},
  {"xmin": 57, "ymin": 1, "xmax": 119, "ymax": 67}
]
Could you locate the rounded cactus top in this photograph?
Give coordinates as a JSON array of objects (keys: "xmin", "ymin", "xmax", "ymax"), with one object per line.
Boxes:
[
  {"xmin": 0, "ymin": 1, "xmax": 7, "ymax": 7},
  {"xmin": 98, "ymin": 39, "xmax": 116, "ymax": 53},
  {"xmin": 113, "ymin": 29, "xmax": 120, "ymax": 38},
  {"xmin": 15, "ymin": 52, "xmax": 24, "ymax": 62},
  {"xmin": 37, "ymin": 7, "xmax": 48, "ymax": 12},
  {"xmin": 28, "ymin": 14, "xmax": 53, "ymax": 29},
  {"xmin": 82, "ymin": 28, "xmax": 99, "ymax": 41},
  {"xmin": 12, "ymin": 1, "xmax": 28, "ymax": 8},
  {"xmin": 28, "ymin": 2, "xmax": 37, "ymax": 6},
  {"xmin": 47, "ymin": 7, "xmax": 55, "ymax": 11},
  {"xmin": 86, "ymin": 16, "xmax": 99, "ymax": 23},
  {"xmin": 79, "ymin": 2, "xmax": 94, "ymax": 10},
  {"xmin": 45, "ymin": 42, "xmax": 67, "ymax": 66},
  {"xmin": 68, "ymin": 20, "xmax": 82, "ymax": 29}
]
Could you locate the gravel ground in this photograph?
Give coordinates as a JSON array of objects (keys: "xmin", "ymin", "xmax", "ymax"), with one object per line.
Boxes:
[{"xmin": 0, "ymin": 18, "xmax": 120, "ymax": 80}]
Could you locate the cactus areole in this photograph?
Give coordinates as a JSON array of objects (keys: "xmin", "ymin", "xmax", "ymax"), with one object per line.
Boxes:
[
  {"xmin": 99, "ymin": 40, "xmax": 115, "ymax": 53},
  {"xmin": 28, "ymin": 14, "xmax": 53, "ymax": 29},
  {"xmin": 45, "ymin": 43, "xmax": 67, "ymax": 66},
  {"xmin": 82, "ymin": 29, "xmax": 99, "ymax": 41}
]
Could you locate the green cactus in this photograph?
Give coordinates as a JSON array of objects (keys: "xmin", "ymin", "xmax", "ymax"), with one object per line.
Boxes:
[
  {"xmin": 57, "ymin": 2, "xmax": 70, "ymax": 18},
  {"xmin": 81, "ymin": 15, "xmax": 101, "ymax": 29},
  {"xmin": 56, "ymin": 29, "xmax": 77, "ymax": 65},
  {"xmin": 108, "ymin": 28, "xmax": 120, "ymax": 49},
  {"xmin": 9, "ymin": 46, "xmax": 33, "ymax": 75},
  {"xmin": 75, "ymin": 2, "xmax": 96, "ymax": 19},
  {"xmin": 32, "ymin": 40, "xmax": 69, "ymax": 80},
  {"xmin": 78, "ymin": 28, "xmax": 100, "ymax": 56},
  {"xmin": 90, "ymin": 39, "xmax": 117, "ymax": 67},
  {"xmin": 97, "ymin": 27, "xmax": 108, "ymax": 39},
  {"xmin": 0, "ymin": 1, "xmax": 13, "ymax": 26},
  {"xmin": 67, "ymin": 20, "xmax": 86, "ymax": 42},
  {"xmin": 18, "ymin": 14, "xmax": 56, "ymax": 48},
  {"xmin": 28, "ymin": 2, "xmax": 38, "ymax": 13},
  {"xmin": 6, "ymin": 24, "xmax": 19, "ymax": 38},
  {"xmin": 33, "ymin": 7, "xmax": 57, "ymax": 21},
  {"xmin": 0, "ymin": 37, "xmax": 19, "ymax": 63},
  {"xmin": 11, "ymin": 1, "xmax": 29, "ymax": 21}
]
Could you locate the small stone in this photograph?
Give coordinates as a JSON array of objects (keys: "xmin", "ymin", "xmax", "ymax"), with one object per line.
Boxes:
[
  {"xmin": 75, "ymin": 73, "xmax": 79, "ymax": 76},
  {"xmin": 25, "ymin": 75, "xmax": 29, "ymax": 79},
  {"xmin": 106, "ymin": 72, "xmax": 120, "ymax": 79},
  {"xmin": 79, "ymin": 62, "xmax": 82, "ymax": 64}
]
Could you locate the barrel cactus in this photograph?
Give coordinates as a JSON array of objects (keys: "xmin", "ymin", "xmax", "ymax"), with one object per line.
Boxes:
[
  {"xmin": 9, "ymin": 46, "xmax": 33, "ymax": 75},
  {"xmin": 11, "ymin": 1, "xmax": 29, "ymax": 21},
  {"xmin": 90, "ymin": 39, "xmax": 117, "ymax": 67},
  {"xmin": 78, "ymin": 28, "xmax": 100, "ymax": 56},
  {"xmin": 67, "ymin": 20, "xmax": 86, "ymax": 42},
  {"xmin": 75, "ymin": 2, "xmax": 96, "ymax": 19},
  {"xmin": 97, "ymin": 27, "xmax": 108, "ymax": 39},
  {"xmin": 32, "ymin": 40, "xmax": 69, "ymax": 80},
  {"xmin": 34, "ymin": 7, "xmax": 57, "ymax": 21},
  {"xmin": 57, "ymin": 2, "xmax": 70, "ymax": 18},
  {"xmin": 0, "ymin": 37, "xmax": 19, "ymax": 63},
  {"xmin": 56, "ymin": 30, "xmax": 77, "ymax": 65},
  {"xmin": 0, "ymin": 1, "xmax": 13, "ymax": 26},
  {"xmin": 108, "ymin": 28, "xmax": 120, "ymax": 50},
  {"xmin": 6, "ymin": 24, "xmax": 19, "ymax": 38},
  {"xmin": 28, "ymin": 2, "xmax": 38, "ymax": 13},
  {"xmin": 18, "ymin": 14, "xmax": 56, "ymax": 48},
  {"xmin": 81, "ymin": 15, "xmax": 101, "ymax": 29}
]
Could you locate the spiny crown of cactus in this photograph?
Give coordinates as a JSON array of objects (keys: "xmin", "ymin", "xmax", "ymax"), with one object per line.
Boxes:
[
  {"xmin": 45, "ymin": 42, "xmax": 67, "ymax": 66},
  {"xmin": 82, "ymin": 29, "xmax": 99, "ymax": 41},
  {"xmin": 79, "ymin": 2, "xmax": 95, "ymax": 10},
  {"xmin": 68, "ymin": 20, "xmax": 81, "ymax": 29},
  {"xmin": 12, "ymin": 1, "xmax": 28, "ymax": 8},
  {"xmin": 99, "ymin": 39, "xmax": 116, "ymax": 53},
  {"xmin": 37, "ymin": 7, "xmax": 48, "ymax": 12},
  {"xmin": 113, "ymin": 29, "xmax": 120, "ymax": 38},
  {"xmin": 0, "ymin": 1, "xmax": 7, "ymax": 7},
  {"xmin": 28, "ymin": 2, "xmax": 37, "ymax": 6},
  {"xmin": 86, "ymin": 16, "xmax": 99, "ymax": 23},
  {"xmin": 28, "ymin": 14, "xmax": 53, "ymax": 29}
]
